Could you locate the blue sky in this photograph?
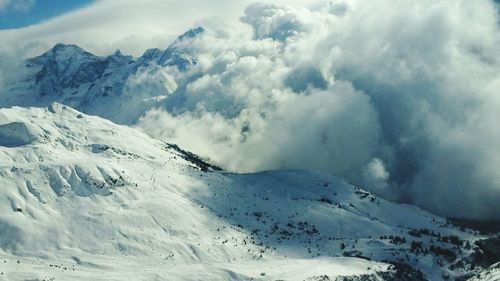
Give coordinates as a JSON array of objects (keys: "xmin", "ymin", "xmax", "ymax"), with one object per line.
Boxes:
[{"xmin": 0, "ymin": 0, "xmax": 94, "ymax": 29}]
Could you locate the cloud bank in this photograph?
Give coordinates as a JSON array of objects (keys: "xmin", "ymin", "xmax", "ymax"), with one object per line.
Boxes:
[
  {"xmin": 0, "ymin": 0, "xmax": 324, "ymax": 56},
  {"xmin": 1, "ymin": 0, "xmax": 500, "ymax": 219},
  {"xmin": 135, "ymin": 0, "xmax": 500, "ymax": 219}
]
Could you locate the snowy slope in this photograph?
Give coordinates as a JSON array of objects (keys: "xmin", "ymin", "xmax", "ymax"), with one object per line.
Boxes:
[
  {"xmin": 0, "ymin": 103, "xmax": 388, "ymax": 281},
  {"xmin": 0, "ymin": 104, "xmax": 496, "ymax": 280},
  {"xmin": 467, "ymin": 262, "xmax": 500, "ymax": 281}
]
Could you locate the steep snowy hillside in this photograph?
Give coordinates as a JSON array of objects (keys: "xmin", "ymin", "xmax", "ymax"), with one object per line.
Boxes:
[{"xmin": 0, "ymin": 104, "xmax": 497, "ymax": 280}]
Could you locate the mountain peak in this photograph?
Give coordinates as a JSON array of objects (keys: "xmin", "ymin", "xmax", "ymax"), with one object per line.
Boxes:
[
  {"xmin": 52, "ymin": 42, "xmax": 80, "ymax": 50},
  {"xmin": 112, "ymin": 49, "xmax": 123, "ymax": 56},
  {"xmin": 176, "ymin": 26, "xmax": 205, "ymax": 41},
  {"xmin": 138, "ymin": 48, "xmax": 163, "ymax": 62},
  {"xmin": 27, "ymin": 43, "xmax": 95, "ymax": 67},
  {"xmin": 49, "ymin": 43, "xmax": 90, "ymax": 57}
]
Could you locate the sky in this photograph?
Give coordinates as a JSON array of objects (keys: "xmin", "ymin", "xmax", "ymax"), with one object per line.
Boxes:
[
  {"xmin": 0, "ymin": 0, "xmax": 94, "ymax": 29},
  {"xmin": 0, "ymin": 0, "xmax": 500, "ymax": 220},
  {"xmin": 0, "ymin": 0, "xmax": 324, "ymax": 57}
]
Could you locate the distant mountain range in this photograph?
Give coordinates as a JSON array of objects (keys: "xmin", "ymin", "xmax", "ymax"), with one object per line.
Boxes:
[{"xmin": 2, "ymin": 27, "xmax": 204, "ymax": 124}]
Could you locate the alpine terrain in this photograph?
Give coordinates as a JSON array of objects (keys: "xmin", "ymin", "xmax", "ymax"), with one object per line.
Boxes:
[
  {"xmin": 1, "ymin": 27, "xmax": 206, "ymax": 125},
  {"xmin": 0, "ymin": 26, "xmax": 499, "ymax": 281},
  {"xmin": 0, "ymin": 104, "xmax": 498, "ymax": 280}
]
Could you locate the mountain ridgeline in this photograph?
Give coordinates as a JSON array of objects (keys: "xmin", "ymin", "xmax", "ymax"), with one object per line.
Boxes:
[{"xmin": 3, "ymin": 27, "xmax": 205, "ymax": 123}]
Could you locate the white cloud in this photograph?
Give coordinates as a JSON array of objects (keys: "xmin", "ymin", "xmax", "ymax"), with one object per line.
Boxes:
[
  {"xmin": 363, "ymin": 158, "xmax": 389, "ymax": 191},
  {"xmin": 2, "ymin": 0, "xmax": 500, "ymax": 219},
  {"xmin": 135, "ymin": 0, "xmax": 500, "ymax": 219},
  {"xmin": 0, "ymin": 0, "xmax": 323, "ymax": 57}
]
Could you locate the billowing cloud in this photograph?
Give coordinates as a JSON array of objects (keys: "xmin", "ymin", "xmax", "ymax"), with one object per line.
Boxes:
[
  {"xmin": 363, "ymin": 158, "xmax": 390, "ymax": 191},
  {"xmin": 136, "ymin": 0, "xmax": 500, "ymax": 219},
  {"xmin": 1, "ymin": 0, "xmax": 500, "ymax": 219}
]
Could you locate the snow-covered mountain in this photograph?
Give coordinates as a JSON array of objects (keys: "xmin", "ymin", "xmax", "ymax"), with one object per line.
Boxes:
[
  {"xmin": 2, "ymin": 27, "xmax": 204, "ymax": 124},
  {"xmin": 0, "ymin": 103, "xmax": 498, "ymax": 280}
]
